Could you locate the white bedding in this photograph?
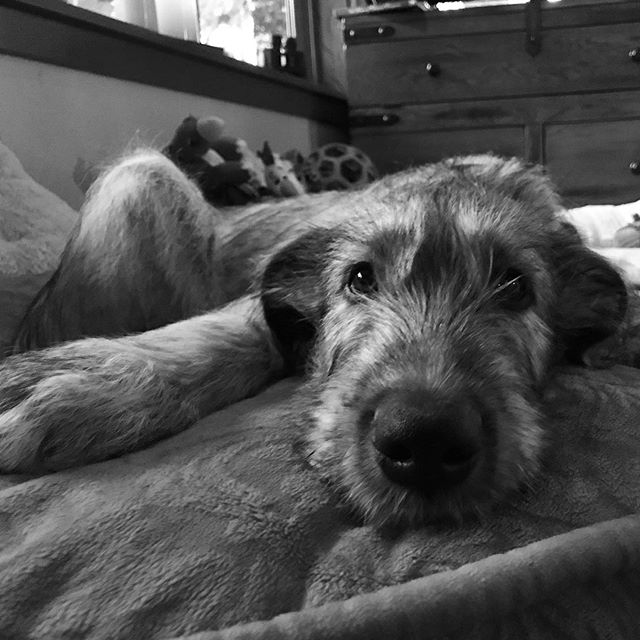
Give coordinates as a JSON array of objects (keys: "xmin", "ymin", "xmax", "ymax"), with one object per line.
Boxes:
[{"xmin": 564, "ymin": 199, "xmax": 640, "ymax": 285}]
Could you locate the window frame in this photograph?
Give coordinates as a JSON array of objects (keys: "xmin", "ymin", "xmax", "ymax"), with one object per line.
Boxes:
[{"xmin": 0, "ymin": 0, "xmax": 347, "ymax": 127}]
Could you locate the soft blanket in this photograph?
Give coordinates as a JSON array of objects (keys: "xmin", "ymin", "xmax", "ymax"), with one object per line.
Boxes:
[{"xmin": 1, "ymin": 365, "xmax": 640, "ymax": 639}]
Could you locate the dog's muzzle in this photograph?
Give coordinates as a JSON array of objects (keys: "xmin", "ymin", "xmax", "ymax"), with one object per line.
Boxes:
[{"xmin": 370, "ymin": 389, "xmax": 483, "ymax": 494}]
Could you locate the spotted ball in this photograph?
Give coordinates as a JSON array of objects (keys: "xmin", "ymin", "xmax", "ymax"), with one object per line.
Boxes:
[{"xmin": 303, "ymin": 143, "xmax": 379, "ymax": 192}]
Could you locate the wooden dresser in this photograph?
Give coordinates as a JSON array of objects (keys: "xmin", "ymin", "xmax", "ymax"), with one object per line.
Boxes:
[{"xmin": 340, "ymin": 1, "xmax": 640, "ymax": 205}]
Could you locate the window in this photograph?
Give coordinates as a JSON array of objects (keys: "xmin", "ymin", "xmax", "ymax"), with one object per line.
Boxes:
[
  {"xmin": 3, "ymin": 0, "xmax": 347, "ymax": 125},
  {"xmin": 64, "ymin": 0, "xmax": 194, "ymax": 35},
  {"xmin": 64, "ymin": 0, "xmax": 295, "ymax": 68},
  {"xmin": 199, "ymin": 0, "xmax": 293, "ymax": 67}
]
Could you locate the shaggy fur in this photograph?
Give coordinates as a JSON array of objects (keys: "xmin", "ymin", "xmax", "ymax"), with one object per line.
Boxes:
[
  {"xmin": 12, "ymin": 151, "xmax": 222, "ymax": 351},
  {"xmin": 12, "ymin": 151, "xmax": 348, "ymax": 351},
  {"xmin": 0, "ymin": 151, "xmax": 628, "ymax": 526}
]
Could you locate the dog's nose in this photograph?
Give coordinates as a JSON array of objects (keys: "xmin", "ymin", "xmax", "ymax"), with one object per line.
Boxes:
[{"xmin": 370, "ymin": 389, "xmax": 482, "ymax": 494}]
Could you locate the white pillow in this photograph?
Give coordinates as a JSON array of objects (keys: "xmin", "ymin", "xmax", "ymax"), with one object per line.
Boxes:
[
  {"xmin": 0, "ymin": 140, "xmax": 78, "ymax": 276},
  {"xmin": 563, "ymin": 200, "xmax": 640, "ymax": 248}
]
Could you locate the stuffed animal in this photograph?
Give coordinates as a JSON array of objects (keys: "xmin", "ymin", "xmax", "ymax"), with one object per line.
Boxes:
[
  {"xmin": 164, "ymin": 115, "xmax": 264, "ymax": 206},
  {"xmin": 257, "ymin": 141, "xmax": 306, "ymax": 197},
  {"xmin": 165, "ymin": 117, "xmax": 376, "ymax": 203},
  {"xmin": 614, "ymin": 213, "xmax": 640, "ymax": 247},
  {"xmin": 197, "ymin": 117, "xmax": 267, "ymax": 194},
  {"xmin": 281, "ymin": 149, "xmax": 307, "ymax": 186}
]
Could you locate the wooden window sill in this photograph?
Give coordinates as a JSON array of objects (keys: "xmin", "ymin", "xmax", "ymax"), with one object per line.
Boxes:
[{"xmin": 0, "ymin": 0, "xmax": 348, "ymax": 127}]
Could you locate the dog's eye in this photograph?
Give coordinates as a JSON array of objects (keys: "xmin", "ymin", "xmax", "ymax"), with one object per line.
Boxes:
[
  {"xmin": 347, "ymin": 262, "xmax": 377, "ymax": 296},
  {"xmin": 494, "ymin": 269, "xmax": 534, "ymax": 311}
]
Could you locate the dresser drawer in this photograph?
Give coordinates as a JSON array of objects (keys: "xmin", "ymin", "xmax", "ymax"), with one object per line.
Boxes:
[
  {"xmin": 347, "ymin": 23, "xmax": 640, "ymax": 106},
  {"xmin": 545, "ymin": 120, "xmax": 640, "ymax": 205},
  {"xmin": 352, "ymin": 127, "xmax": 524, "ymax": 175}
]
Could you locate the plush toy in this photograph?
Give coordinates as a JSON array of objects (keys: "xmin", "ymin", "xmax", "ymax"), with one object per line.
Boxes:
[
  {"xmin": 165, "ymin": 117, "xmax": 377, "ymax": 204},
  {"xmin": 164, "ymin": 115, "xmax": 264, "ymax": 206},
  {"xmin": 257, "ymin": 141, "xmax": 306, "ymax": 197},
  {"xmin": 281, "ymin": 148, "xmax": 307, "ymax": 186},
  {"xmin": 197, "ymin": 117, "xmax": 267, "ymax": 194},
  {"xmin": 614, "ymin": 213, "xmax": 640, "ymax": 247},
  {"xmin": 301, "ymin": 143, "xmax": 379, "ymax": 193}
]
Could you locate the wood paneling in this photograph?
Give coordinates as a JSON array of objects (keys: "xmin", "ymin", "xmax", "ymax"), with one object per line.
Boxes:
[
  {"xmin": 546, "ymin": 120, "xmax": 640, "ymax": 205},
  {"xmin": 347, "ymin": 23, "xmax": 640, "ymax": 106},
  {"xmin": 349, "ymin": 90, "xmax": 640, "ymax": 135},
  {"xmin": 353, "ymin": 128, "xmax": 524, "ymax": 174},
  {"xmin": 343, "ymin": 1, "xmax": 640, "ymax": 205},
  {"xmin": 316, "ymin": 0, "xmax": 348, "ymax": 94},
  {"xmin": 338, "ymin": 1, "xmax": 638, "ymax": 41}
]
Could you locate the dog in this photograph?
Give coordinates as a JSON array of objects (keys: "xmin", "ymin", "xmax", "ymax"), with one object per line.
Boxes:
[{"xmin": 0, "ymin": 151, "xmax": 629, "ymax": 526}]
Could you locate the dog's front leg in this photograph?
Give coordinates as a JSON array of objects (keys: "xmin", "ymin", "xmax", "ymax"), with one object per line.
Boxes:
[{"xmin": 0, "ymin": 296, "xmax": 284, "ymax": 474}]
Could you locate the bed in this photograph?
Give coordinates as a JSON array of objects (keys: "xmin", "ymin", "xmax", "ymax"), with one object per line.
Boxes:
[{"xmin": 1, "ymin": 140, "xmax": 640, "ymax": 639}]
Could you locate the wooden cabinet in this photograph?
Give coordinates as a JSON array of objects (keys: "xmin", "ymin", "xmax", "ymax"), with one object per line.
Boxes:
[
  {"xmin": 354, "ymin": 127, "xmax": 525, "ymax": 175},
  {"xmin": 546, "ymin": 120, "xmax": 640, "ymax": 203},
  {"xmin": 340, "ymin": 1, "xmax": 640, "ymax": 205}
]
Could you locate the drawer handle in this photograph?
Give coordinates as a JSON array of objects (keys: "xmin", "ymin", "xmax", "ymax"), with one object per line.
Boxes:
[
  {"xmin": 425, "ymin": 62, "xmax": 441, "ymax": 77},
  {"xmin": 344, "ymin": 25, "xmax": 395, "ymax": 44},
  {"xmin": 629, "ymin": 48, "xmax": 640, "ymax": 62},
  {"xmin": 350, "ymin": 113, "xmax": 400, "ymax": 128},
  {"xmin": 630, "ymin": 161, "xmax": 640, "ymax": 175}
]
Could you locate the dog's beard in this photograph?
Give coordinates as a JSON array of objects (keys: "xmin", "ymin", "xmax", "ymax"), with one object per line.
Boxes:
[{"xmin": 304, "ymin": 348, "xmax": 548, "ymax": 528}]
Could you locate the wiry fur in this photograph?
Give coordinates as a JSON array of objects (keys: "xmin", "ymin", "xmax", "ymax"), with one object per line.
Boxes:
[
  {"xmin": 13, "ymin": 150, "xmax": 349, "ymax": 351},
  {"xmin": 0, "ymin": 151, "xmax": 628, "ymax": 527},
  {"xmin": 13, "ymin": 151, "xmax": 223, "ymax": 351},
  {"xmin": 1, "ymin": 297, "xmax": 281, "ymax": 472}
]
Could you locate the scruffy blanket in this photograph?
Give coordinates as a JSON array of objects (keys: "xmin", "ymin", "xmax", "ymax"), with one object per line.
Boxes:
[{"xmin": 1, "ymin": 366, "xmax": 640, "ymax": 639}]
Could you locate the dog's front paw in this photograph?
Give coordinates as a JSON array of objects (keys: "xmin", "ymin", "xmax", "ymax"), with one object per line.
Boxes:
[
  {"xmin": 0, "ymin": 341, "xmax": 190, "ymax": 474},
  {"xmin": 0, "ymin": 370, "xmax": 88, "ymax": 473}
]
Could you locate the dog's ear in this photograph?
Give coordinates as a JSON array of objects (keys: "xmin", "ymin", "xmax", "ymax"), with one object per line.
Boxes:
[
  {"xmin": 261, "ymin": 228, "xmax": 333, "ymax": 373},
  {"xmin": 552, "ymin": 230, "xmax": 628, "ymax": 363}
]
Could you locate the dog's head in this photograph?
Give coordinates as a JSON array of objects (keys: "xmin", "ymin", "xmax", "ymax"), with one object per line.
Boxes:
[{"xmin": 261, "ymin": 155, "xmax": 627, "ymax": 526}]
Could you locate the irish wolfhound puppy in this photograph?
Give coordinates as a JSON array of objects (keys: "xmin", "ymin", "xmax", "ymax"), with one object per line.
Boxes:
[{"xmin": 0, "ymin": 152, "xmax": 628, "ymax": 526}]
